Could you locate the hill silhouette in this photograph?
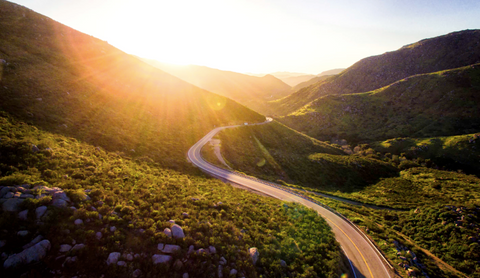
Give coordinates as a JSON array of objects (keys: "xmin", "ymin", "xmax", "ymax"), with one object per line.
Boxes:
[
  {"xmin": 142, "ymin": 61, "xmax": 292, "ymax": 115},
  {"xmin": 292, "ymin": 68, "xmax": 345, "ymax": 91},
  {"xmin": 0, "ymin": 0, "xmax": 264, "ymax": 169},
  {"xmin": 272, "ymin": 30, "xmax": 480, "ymax": 116}
]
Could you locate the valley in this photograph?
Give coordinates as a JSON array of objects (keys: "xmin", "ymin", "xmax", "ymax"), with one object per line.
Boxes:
[{"xmin": 1, "ymin": 0, "xmax": 480, "ymax": 278}]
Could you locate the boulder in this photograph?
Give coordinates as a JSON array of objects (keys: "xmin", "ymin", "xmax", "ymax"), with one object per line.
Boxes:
[
  {"xmin": 0, "ymin": 186, "xmax": 14, "ymax": 198},
  {"xmin": 106, "ymin": 252, "xmax": 121, "ymax": 265},
  {"xmin": 173, "ymin": 259, "xmax": 183, "ymax": 270},
  {"xmin": 36, "ymin": 206, "xmax": 47, "ymax": 219},
  {"xmin": 230, "ymin": 269, "xmax": 238, "ymax": 276},
  {"xmin": 4, "ymin": 192, "xmax": 14, "ymax": 199},
  {"xmin": 126, "ymin": 253, "xmax": 133, "ymax": 261},
  {"xmin": 162, "ymin": 244, "xmax": 181, "ymax": 254},
  {"xmin": 157, "ymin": 243, "xmax": 164, "ymax": 251},
  {"xmin": 132, "ymin": 269, "xmax": 142, "ymax": 278},
  {"xmin": 59, "ymin": 244, "xmax": 72, "ymax": 252},
  {"xmin": 96, "ymin": 232, "xmax": 102, "ymax": 240},
  {"xmin": 71, "ymin": 244, "xmax": 85, "ymax": 251},
  {"xmin": 110, "ymin": 226, "xmax": 116, "ymax": 232},
  {"xmin": 164, "ymin": 228, "xmax": 172, "ymax": 237},
  {"xmin": 62, "ymin": 256, "xmax": 77, "ymax": 267},
  {"xmin": 17, "ymin": 230, "xmax": 29, "ymax": 237},
  {"xmin": 20, "ymin": 194, "xmax": 34, "ymax": 199},
  {"xmin": 23, "ymin": 235, "xmax": 44, "ymax": 250},
  {"xmin": 209, "ymin": 246, "xmax": 216, "ymax": 254},
  {"xmin": 171, "ymin": 224, "xmax": 185, "ymax": 239},
  {"xmin": 168, "ymin": 220, "xmax": 175, "ymax": 224},
  {"xmin": 219, "ymin": 257, "xmax": 227, "ymax": 265},
  {"xmin": 18, "ymin": 210, "xmax": 28, "ymax": 220},
  {"xmin": 188, "ymin": 245, "xmax": 195, "ymax": 254},
  {"xmin": 280, "ymin": 260, "xmax": 287, "ymax": 267},
  {"xmin": 249, "ymin": 247, "xmax": 259, "ymax": 265},
  {"xmin": 117, "ymin": 261, "xmax": 126, "ymax": 266},
  {"xmin": 182, "ymin": 212, "xmax": 189, "ymax": 218},
  {"xmin": 2, "ymin": 198, "xmax": 24, "ymax": 212},
  {"xmin": 152, "ymin": 254, "xmax": 172, "ymax": 264},
  {"xmin": 0, "ymin": 240, "xmax": 6, "ymax": 249},
  {"xmin": 3, "ymin": 240, "xmax": 51, "ymax": 269},
  {"xmin": 74, "ymin": 219, "xmax": 83, "ymax": 225},
  {"xmin": 52, "ymin": 198, "xmax": 68, "ymax": 208},
  {"xmin": 31, "ymin": 145, "xmax": 40, "ymax": 153},
  {"xmin": 183, "ymin": 273, "xmax": 189, "ymax": 278},
  {"xmin": 218, "ymin": 265, "xmax": 223, "ymax": 278}
]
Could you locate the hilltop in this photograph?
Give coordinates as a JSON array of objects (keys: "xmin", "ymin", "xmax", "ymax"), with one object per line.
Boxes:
[
  {"xmin": 142, "ymin": 61, "xmax": 292, "ymax": 115},
  {"xmin": 0, "ymin": 0, "xmax": 264, "ymax": 169},
  {"xmin": 278, "ymin": 64, "xmax": 480, "ymax": 143},
  {"xmin": 271, "ymin": 30, "xmax": 480, "ymax": 116}
]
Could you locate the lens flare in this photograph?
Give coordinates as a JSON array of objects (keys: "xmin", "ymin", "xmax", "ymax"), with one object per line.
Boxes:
[{"xmin": 207, "ymin": 95, "xmax": 227, "ymax": 111}]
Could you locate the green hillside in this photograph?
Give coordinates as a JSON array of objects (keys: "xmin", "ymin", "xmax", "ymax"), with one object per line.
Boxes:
[
  {"xmin": 279, "ymin": 64, "xmax": 480, "ymax": 144},
  {"xmin": 372, "ymin": 133, "xmax": 480, "ymax": 176},
  {"xmin": 142, "ymin": 61, "xmax": 292, "ymax": 115},
  {"xmin": 0, "ymin": 0, "xmax": 263, "ymax": 170},
  {"xmin": 208, "ymin": 122, "xmax": 480, "ymax": 277},
  {"xmin": 205, "ymin": 121, "xmax": 398, "ymax": 193},
  {"xmin": 0, "ymin": 112, "xmax": 340, "ymax": 277},
  {"xmin": 272, "ymin": 29, "xmax": 480, "ymax": 116}
]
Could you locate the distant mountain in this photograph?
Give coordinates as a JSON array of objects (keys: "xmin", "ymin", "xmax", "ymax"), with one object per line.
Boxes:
[
  {"xmin": 279, "ymin": 64, "xmax": 480, "ymax": 143},
  {"xmin": 142, "ymin": 61, "xmax": 292, "ymax": 114},
  {"xmin": 292, "ymin": 68, "xmax": 345, "ymax": 92},
  {"xmin": 271, "ymin": 30, "xmax": 480, "ymax": 116},
  {"xmin": 279, "ymin": 74, "xmax": 316, "ymax": 87},
  {"xmin": 0, "ymin": 0, "xmax": 263, "ymax": 168}
]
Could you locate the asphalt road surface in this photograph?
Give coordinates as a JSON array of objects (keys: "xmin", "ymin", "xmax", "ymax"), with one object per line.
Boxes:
[{"xmin": 188, "ymin": 118, "xmax": 393, "ymax": 278}]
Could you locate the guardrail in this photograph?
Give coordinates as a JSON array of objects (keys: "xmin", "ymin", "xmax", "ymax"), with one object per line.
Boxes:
[{"xmin": 197, "ymin": 153, "xmax": 396, "ymax": 272}]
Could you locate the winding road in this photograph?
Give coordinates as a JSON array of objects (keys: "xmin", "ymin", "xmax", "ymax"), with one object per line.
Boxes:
[{"xmin": 188, "ymin": 118, "xmax": 393, "ymax": 278}]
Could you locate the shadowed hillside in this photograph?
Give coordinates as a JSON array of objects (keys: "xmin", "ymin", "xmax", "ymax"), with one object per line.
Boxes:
[
  {"xmin": 279, "ymin": 64, "xmax": 480, "ymax": 144},
  {"xmin": 142, "ymin": 61, "xmax": 292, "ymax": 115},
  {"xmin": 272, "ymin": 30, "xmax": 480, "ymax": 115},
  {"xmin": 0, "ymin": 0, "xmax": 264, "ymax": 169}
]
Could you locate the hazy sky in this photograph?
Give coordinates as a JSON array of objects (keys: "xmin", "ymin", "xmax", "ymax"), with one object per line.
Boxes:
[{"xmin": 10, "ymin": 0, "xmax": 480, "ymax": 74}]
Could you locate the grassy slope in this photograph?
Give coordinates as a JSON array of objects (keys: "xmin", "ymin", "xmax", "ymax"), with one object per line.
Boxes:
[
  {"xmin": 272, "ymin": 29, "xmax": 480, "ymax": 116},
  {"xmin": 210, "ymin": 121, "xmax": 398, "ymax": 193},
  {"xmin": 372, "ymin": 133, "xmax": 480, "ymax": 176},
  {"xmin": 142, "ymin": 60, "xmax": 292, "ymax": 115},
  {"xmin": 0, "ymin": 113, "xmax": 341, "ymax": 277},
  {"xmin": 0, "ymin": 0, "xmax": 264, "ymax": 170},
  {"xmin": 279, "ymin": 64, "xmax": 480, "ymax": 144},
  {"xmin": 209, "ymin": 121, "xmax": 480, "ymax": 277}
]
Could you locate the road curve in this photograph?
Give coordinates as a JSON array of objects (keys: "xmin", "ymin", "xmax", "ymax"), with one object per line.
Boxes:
[{"xmin": 188, "ymin": 118, "xmax": 392, "ymax": 278}]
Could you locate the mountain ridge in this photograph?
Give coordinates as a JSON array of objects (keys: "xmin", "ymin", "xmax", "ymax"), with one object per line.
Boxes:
[
  {"xmin": 271, "ymin": 29, "xmax": 480, "ymax": 116},
  {"xmin": 142, "ymin": 60, "xmax": 292, "ymax": 114}
]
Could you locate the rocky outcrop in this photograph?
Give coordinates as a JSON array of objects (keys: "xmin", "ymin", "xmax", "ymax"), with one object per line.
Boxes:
[
  {"xmin": 106, "ymin": 252, "xmax": 121, "ymax": 265},
  {"xmin": 249, "ymin": 247, "xmax": 259, "ymax": 265},
  {"xmin": 152, "ymin": 254, "xmax": 172, "ymax": 264},
  {"xmin": 3, "ymin": 240, "xmax": 51, "ymax": 269},
  {"xmin": 171, "ymin": 224, "xmax": 185, "ymax": 239}
]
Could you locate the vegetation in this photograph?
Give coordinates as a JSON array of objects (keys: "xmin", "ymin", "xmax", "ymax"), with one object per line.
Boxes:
[
  {"xmin": 372, "ymin": 133, "xmax": 480, "ymax": 176},
  {"xmin": 0, "ymin": 0, "xmax": 264, "ymax": 171},
  {"xmin": 271, "ymin": 29, "xmax": 480, "ymax": 116},
  {"xmin": 209, "ymin": 120, "xmax": 480, "ymax": 277},
  {"xmin": 305, "ymin": 190, "xmax": 480, "ymax": 278},
  {"xmin": 209, "ymin": 121, "xmax": 398, "ymax": 193},
  {"xmin": 0, "ymin": 112, "xmax": 341, "ymax": 277},
  {"xmin": 279, "ymin": 64, "xmax": 480, "ymax": 144}
]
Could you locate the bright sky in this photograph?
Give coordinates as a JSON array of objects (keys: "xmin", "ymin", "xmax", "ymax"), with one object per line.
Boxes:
[{"xmin": 10, "ymin": 0, "xmax": 480, "ymax": 74}]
